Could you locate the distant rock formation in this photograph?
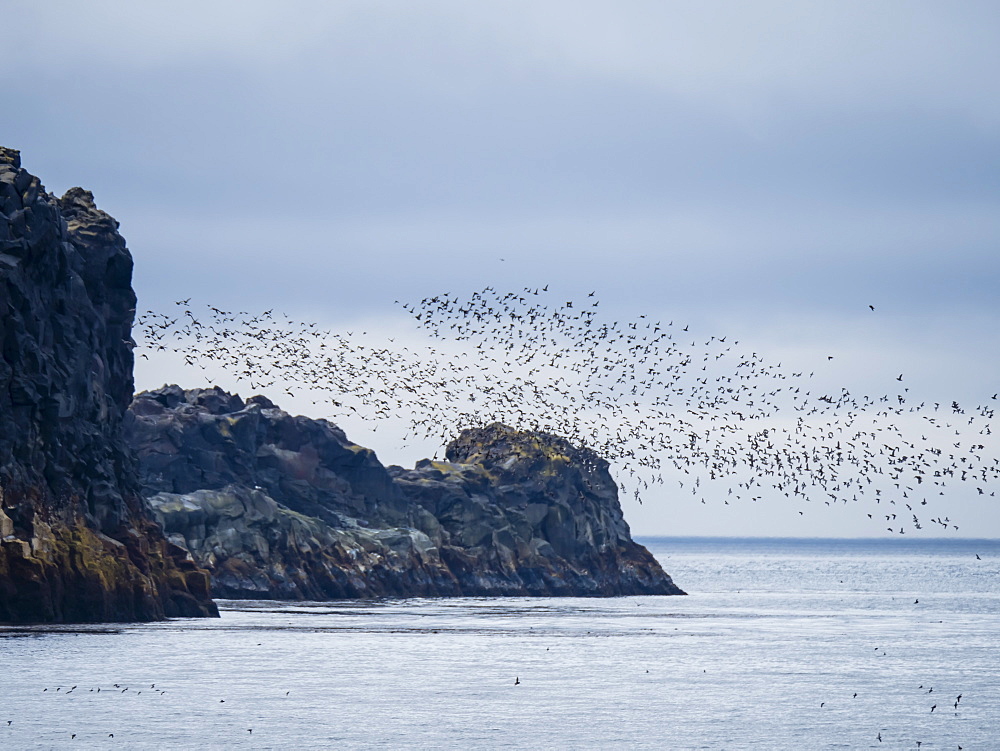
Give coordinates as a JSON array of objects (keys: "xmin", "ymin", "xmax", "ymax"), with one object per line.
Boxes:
[
  {"xmin": 393, "ymin": 423, "xmax": 679, "ymax": 595},
  {"xmin": 0, "ymin": 147, "xmax": 217, "ymax": 623},
  {"xmin": 129, "ymin": 386, "xmax": 683, "ymax": 598}
]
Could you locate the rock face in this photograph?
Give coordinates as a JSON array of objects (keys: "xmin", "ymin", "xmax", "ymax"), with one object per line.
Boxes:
[
  {"xmin": 0, "ymin": 147, "xmax": 217, "ymax": 623},
  {"xmin": 131, "ymin": 386, "xmax": 458, "ymax": 599},
  {"xmin": 148, "ymin": 486, "xmax": 457, "ymax": 600},
  {"xmin": 130, "ymin": 385, "xmax": 409, "ymax": 528},
  {"xmin": 392, "ymin": 423, "xmax": 679, "ymax": 595},
  {"xmin": 130, "ymin": 386, "xmax": 683, "ymax": 599}
]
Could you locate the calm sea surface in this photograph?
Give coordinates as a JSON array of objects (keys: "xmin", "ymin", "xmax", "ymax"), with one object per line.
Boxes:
[{"xmin": 2, "ymin": 537, "xmax": 998, "ymax": 750}]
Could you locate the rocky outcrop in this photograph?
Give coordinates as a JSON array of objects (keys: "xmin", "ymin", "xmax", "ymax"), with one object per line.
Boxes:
[
  {"xmin": 0, "ymin": 145, "xmax": 676, "ymax": 621},
  {"xmin": 391, "ymin": 423, "xmax": 679, "ymax": 595},
  {"xmin": 0, "ymin": 147, "xmax": 217, "ymax": 623},
  {"xmin": 147, "ymin": 486, "xmax": 457, "ymax": 599},
  {"xmin": 129, "ymin": 386, "xmax": 683, "ymax": 598},
  {"xmin": 129, "ymin": 385, "xmax": 409, "ymax": 528}
]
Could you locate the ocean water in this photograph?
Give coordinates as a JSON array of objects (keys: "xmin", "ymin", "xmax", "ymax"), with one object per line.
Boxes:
[{"xmin": 2, "ymin": 537, "xmax": 998, "ymax": 750}]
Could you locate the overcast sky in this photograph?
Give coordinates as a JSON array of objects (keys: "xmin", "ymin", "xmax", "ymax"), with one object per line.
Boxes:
[{"xmin": 3, "ymin": 1, "xmax": 998, "ymax": 536}]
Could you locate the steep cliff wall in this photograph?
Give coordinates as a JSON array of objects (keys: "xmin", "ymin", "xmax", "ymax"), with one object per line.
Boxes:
[
  {"xmin": 130, "ymin": 386, "xmax": 683, "ymax": 598},
  {"xmin": 0, "ymin": 147, "xmax": 217, "ymax": 623}
]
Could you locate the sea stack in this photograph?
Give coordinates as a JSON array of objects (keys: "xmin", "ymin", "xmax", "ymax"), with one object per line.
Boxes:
[
  {"xmin": 0, "ymin": 147, "xmax": 218, "ymax": 623},
  {"xmin": 408, "ymin": 421, "xmax": 683, "ymax": 596}
]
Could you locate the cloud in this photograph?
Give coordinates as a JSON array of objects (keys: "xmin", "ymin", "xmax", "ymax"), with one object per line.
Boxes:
[
  {"xmin": 4, "ymin": 1, "xmax": 348, "ymax": 67},
  {"xmin": 9, "ymin": 2, "xmax": 1000, "ymax": 123},
  {"xmin": 123, "ymin": 196, "xmax": 1000, "ymax": 313},
  {"xmin": 499, "ymin": 2, "xmax": 1000, "ymax": 113}
]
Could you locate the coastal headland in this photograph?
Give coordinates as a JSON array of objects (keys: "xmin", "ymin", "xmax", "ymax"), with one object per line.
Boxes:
[{"xmin": 0, "ymin": 147, "xmax": 680, "ymax": 622}]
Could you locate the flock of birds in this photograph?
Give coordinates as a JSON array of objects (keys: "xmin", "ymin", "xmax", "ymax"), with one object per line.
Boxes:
[
  {"xmin": 8, "ymin": 675, "xmax": 969, "ymax": 747},
  {"xmin": 137, "ymin": 286, "xmax": 996, "ymax": 532},
  {"xmin": 4, "ymin": 681, "xmax": 287, "ymax": 742}
]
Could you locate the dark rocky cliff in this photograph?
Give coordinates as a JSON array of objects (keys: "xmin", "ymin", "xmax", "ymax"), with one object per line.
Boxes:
[
  {"xmin": 130, "ymin": 386, "xmax": 683, "ymax": 598},
  {"xmin": 0, "ymin": 147, "xmax": 217, "ymax": 623},
  {"xmin": 394, "ymin": 423, "xmax": 676, "ymax": 595}
]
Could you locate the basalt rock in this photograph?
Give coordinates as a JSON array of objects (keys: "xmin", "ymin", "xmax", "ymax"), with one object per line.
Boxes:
[
  {"xmin": 129, "ymin": 385, "xmax": 409, "ymax": 527},
  {"xmin": 0, "ymin": 147, "xmax": 217, "ymax": 623},
  {"xmin": 147, "ymin": 485, "xmax": 458, "ymax": 599},
  {"xmin": 131, "ymin": 385, "xmax": 461, "ymax": 599},
  {"xmin": 391, "ymin": 423, "xmax": 681, "ymax": 595},
  {"xmin": 129, "ymin": 386, "xmax": 683, "ymax": 598}
]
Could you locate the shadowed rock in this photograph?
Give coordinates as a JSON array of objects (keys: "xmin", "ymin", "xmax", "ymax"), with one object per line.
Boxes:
[{"xmin": 0, "ymin": 147, "xmax": 217, "ymax": 623}]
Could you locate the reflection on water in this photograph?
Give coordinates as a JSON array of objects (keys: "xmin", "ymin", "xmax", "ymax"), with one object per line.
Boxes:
[{"xmin": 2, "ymin": 538, "xmax": 998, "ymax": 749}]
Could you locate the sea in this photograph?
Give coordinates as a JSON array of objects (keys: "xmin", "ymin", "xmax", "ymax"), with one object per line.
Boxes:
[{"xmin": 2, "ymin": 537, "xmax": 998, "ymax": 750}]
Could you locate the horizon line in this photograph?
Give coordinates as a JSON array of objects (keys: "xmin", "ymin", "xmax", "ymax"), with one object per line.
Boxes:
[{"xmin": 635, "ymin": 535, "xmax": 1000, "ymax": 542}]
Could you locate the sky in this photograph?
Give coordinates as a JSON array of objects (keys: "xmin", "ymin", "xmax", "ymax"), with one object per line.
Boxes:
[{"xmin": 3, "ymin": 1, "xmax": 999, "ymax": 536}]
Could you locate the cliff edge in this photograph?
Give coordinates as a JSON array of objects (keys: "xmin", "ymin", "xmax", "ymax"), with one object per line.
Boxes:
[{"xmin": 0, "ymin": 147, "xmax": 217, "ymax": 623}]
